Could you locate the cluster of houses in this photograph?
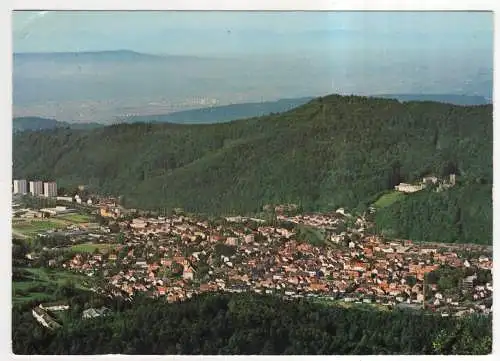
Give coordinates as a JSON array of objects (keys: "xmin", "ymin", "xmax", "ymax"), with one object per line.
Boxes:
[
  {"xmin": 394, "ymin": 174, "xmax": 456, "ymax": 194},
  {"xmin": 32, "ymin": 302, "xmax": 109, "ymax": 330},
  {"xmin": 33, "ymin": 207, "xmax": 492, "ymax": 318},
  {"xmin": 32, "ymin": 306, "xmax": 62, "ymax": 330},
  {"xmin": 100, "ymin": 199, "xmax": 123, "ymax": 219}
]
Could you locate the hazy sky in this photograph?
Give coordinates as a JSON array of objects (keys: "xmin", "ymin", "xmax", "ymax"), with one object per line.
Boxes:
[
  {"xmin": 13, "ymin": 11, "xmax": 493, "ymax": 58},
  {"xmin": 12, "ymin": 11, "xmax": 494, "ymax": 121}
]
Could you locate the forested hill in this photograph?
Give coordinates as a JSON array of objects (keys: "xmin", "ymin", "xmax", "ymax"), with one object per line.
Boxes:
[
  {"xmin": 13, "ymin": 94, "xmax": 492, "ymax": 242},
  {"xmin": 13, "ymin": 117, "xmax": 103, "ymax": 132},
  {"xmin": 374, "ymin": 94, "xmax": 490, "ymax": 106},
  {"xmin": 116, "ymin": 95, "xmax": 490, "ymax": 125},
  {"xmin": 12, "ymin": 292, "xmax": 492, "ymax": 355},
  {"xmin": 13, "ymin": 95, "xmax": 488, "ymax": 131}
]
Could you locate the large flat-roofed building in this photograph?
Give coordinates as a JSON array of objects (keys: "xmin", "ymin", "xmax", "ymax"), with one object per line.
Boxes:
[
  {"xmin": 13, "ymin": 179, "xmax": 27, "ymax": 194},
  {"xmin": 394, "ymin": 183, "xmax": 424, "ymax": 193},
  {"xmin": 40, "ymin": 206, "xmax": 76, "ymax": 216},
  {"xmin": 29, "ymin": 180, "xmax": 43, "ymax": 196},
  {"xmin": 56, "ymin": 196, "xmax": 73, "ymax": 202},
  {"xmin": 43, "ymin": 181, "xmax": 57, "ymax": 197}
]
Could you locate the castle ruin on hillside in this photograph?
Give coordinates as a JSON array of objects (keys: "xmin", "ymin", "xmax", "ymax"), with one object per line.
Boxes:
[{"xmin": 394, "ymin": 174, "xmax": 456, "ymax": 194}]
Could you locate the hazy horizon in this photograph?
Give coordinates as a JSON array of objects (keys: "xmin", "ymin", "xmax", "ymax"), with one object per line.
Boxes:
[{"xmin": 12, "ymin": 11, "xmax": 493, "ymax": 123}]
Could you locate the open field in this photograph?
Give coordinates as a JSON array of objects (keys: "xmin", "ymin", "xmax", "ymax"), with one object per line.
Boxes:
[
  {"xmin": 15, "ymin": 267, "xmax": 90, "ymax": 287},
  {"xmin": 56, "ymin": 213, "xmax": 95, "ymax": 223},
  {"xmin": 12, "ymin": 212, "xmax": 96, "ymax": 239},
  {"xmin": 12, "ymin": 219, "xmax": 68, "ymax": 238},
  {"xmin": 70, "ymin": 243, "xmax": 116, "ymax": 253},
  {"xmin": 12, "ymin": 219, "xmax": 66, "ymax": 229},
  {"xmin": 373, "ymin": 191, "xmax": 406, "ymax": 208},
  {"xmin": 12, "ymin": 267, "xmax": 91, "ymax": 305}
]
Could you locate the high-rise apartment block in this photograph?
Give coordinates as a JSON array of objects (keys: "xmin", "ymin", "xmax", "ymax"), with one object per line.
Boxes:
[
  {"xmin": 43, "ymin": 182, "xmax": 58, "ymax": 198},
  {"xmin": 29, "ymin": 181, "xmax": 44, "ymax": 196},
  {"xmin": 13, "ymin": 179, "xmax": 27, "ymax": 194}
]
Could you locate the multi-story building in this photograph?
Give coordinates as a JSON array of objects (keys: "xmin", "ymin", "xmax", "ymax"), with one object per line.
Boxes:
[
  {"xmin": 394, "ymin": 183, "xmax": 425, "ymax": 193},
  {"xmin": 449, "ymin": 173, "xmax": 456, "ymax": 186},
  {"xmin": 13, "ymin": 179, "xmax": 27, "ymax": 195},
  {"xmin": 43, "ymin": 181, "xmax": 57, "ymax": 197},
  {"xmin": 29, "ymin": 180, "xmax": 43, "ymax": 196}
]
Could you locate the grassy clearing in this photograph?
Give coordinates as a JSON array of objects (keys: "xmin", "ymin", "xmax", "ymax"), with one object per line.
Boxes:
[
  {"xmin": 17, "ymin": 268, "xmax": 89, "ymax": 287},
  {"xmin": 56, "ymin": 213, "xmax": 94, "ymax": 223},
  {"xmin": 12, "ymin": 267, "xmax": 91, "ymax": 305},
  {"xmin": 373, "ymin": 191, "xmax": 406, "ymax": 209},
  {"xmin": 12, "ymin": 212, "xmax": 95, "ymax": 240},
  {"xmin": 70, "ymin": 243, "xmax": 115, "ymax": 254},
  {"xmin": 13, "ymin": 219, "xmax": 64, "ymax": 230},
  {"xmin": 12, "ymin": 219, "xmax": 67, "ymax": 238}
]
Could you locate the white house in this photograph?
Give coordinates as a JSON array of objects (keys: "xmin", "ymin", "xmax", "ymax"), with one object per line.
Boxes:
[{"xmin": 394, "ymin": 183, "xmax": 424, "ymax": 193}]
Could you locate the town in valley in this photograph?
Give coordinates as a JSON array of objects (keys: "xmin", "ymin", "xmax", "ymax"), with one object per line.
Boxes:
[{"xmin": 12, "ymin": 178, "xmax": 493, "ymax": 330}]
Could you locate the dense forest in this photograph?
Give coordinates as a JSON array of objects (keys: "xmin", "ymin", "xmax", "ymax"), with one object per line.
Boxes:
[
  {"xmin": 13, "ymin": 94, "xmax": 492, "ymax": 243},
  {"xmin": 376, "ymin": 94, "xmax": 490, "ymax": 106},
  {"xmin": 375, "ymin": 185, "xmax": 492, "ymax": 244},
  {"xmin": 13, "ymin": 117, "xmax": 103, "ymax": 132},
  {"xmin": 12, "ymin": 292, "xmax": 492, "ymax": 355}
]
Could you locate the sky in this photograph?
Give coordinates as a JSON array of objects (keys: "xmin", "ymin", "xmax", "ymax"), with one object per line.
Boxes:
[
  {"xmin": 12, "ymin": 11, "xmax": 493, "ymax": 58},
  {"xmin": 11, "ymin": 11, "xmax": 494, "ymax": 121}
]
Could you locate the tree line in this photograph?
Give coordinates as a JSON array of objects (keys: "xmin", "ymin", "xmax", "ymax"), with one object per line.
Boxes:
[{"xmin": 12, "ymin": 292, "xmax": 492, "ymax": 355}]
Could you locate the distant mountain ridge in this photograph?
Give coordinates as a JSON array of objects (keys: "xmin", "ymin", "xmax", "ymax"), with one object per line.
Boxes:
[
  {"xmin": 116, "ymin": 94, "xmax": 492, "ymax": 125},
  {"xmin": 13, "ymin": 50, "xmax": 206, "ymax": 63},
  {"xmin": 12, "ymin": 117, "xmax": 103, "ymax": 132},
  {"xmin": 14, "ymin": 50, "xmax": 492, "ymax": 122},
  {"xmin": 13, "ymin": 97, "xmax": 314, "ymax": 131},
  {"xmin": 117, "ymin": 97, "xmax": 315, "ymax": 125},
  {"xmin": 13, "ymin": 93, "xmax": 492, "ymax": 132},
  {"xmin": 15, "ymin": 50, "xmax": 162, "ymax": 62},
  {"xmin": 375, "ymin": 94, "xmax": 491, "ymax": 106}
]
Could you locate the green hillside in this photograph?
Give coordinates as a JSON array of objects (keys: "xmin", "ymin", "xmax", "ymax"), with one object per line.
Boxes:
[
  {"xmin": 373, "ymin": 191, "xmax": 406, "ymax": 209},
  {"xmin": 375, "ymin": 94, "xmax": 490, "ymax": 106},
  {"xmin": 374, "ymin": 185, "xmax": 492, "ymax": 245},
  {"xmin": 13, "ymin": 116, "xmax": 103, "ymax": 132},
  {"xmin": 13, "ymin": 94, "xmax": 492, "ymax": 243},
  {"xmin": 12, "ymin": 292, "xmax": 492, "ymax": 355}
]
